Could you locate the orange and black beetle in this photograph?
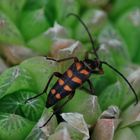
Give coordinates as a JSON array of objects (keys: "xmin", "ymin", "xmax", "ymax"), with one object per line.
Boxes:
[{"xmin": 26, "ymin": 13, "xmax": 138, "ymax": 128}]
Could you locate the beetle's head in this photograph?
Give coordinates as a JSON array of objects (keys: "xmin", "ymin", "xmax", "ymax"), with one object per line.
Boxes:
[{"xmin": 84, "ymin": 58, "xmax": 104, "ymax": 74}]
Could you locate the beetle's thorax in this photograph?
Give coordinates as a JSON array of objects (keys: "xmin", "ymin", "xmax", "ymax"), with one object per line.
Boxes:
[{"xmin": 83, "ymin": 59, "xmax": 99, "ymax": 70}]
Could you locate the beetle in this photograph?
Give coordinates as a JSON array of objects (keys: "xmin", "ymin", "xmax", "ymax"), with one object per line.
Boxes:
[{"xmin": 25, "ymin": 13, "xmax": 138, "ymax": 128}]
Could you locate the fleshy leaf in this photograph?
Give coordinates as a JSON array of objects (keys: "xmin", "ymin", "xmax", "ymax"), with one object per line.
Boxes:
[
  {"xmin": 61, "ymin": 113, "xmax": 89, "ymax": 140},
  {"xmin": 99, "ymin": 82, "xmax": 124, "ymax": 110},
  {"xmin": 0, "ymin": 58, "xmax": 7, "ymax": 74},
  {"xmin": 24, "ymin": 0, "xmax": 47, "ymax": 10},
  {"xmin": 20, "ymin": 56, "xmax": 58, "ymax": 92},
  {"xmin": 0, "ymin": 11, "xmax": 24, "ymax": 44},
  {"xmin": 26, "ymin": 108, "xmax": 57, "ymax": 139},
  {"xmin": 0, "ymin": 0, "xmax": 26, "ymax": 22},
  {"xmin": 61, "ymin": 90, "xmax": 101, "ymax": 125},
  {"xmin": 132, "ymin": 125, "xmax": 140, "ymax": 139},
  {"xmin": 0, "ymin": 66, "xmax": 33, "ymax": 99},
  {"xmin": 116, "ymin": 8, "xmax": 140, "ymax": 63},
  {"xmin": 92, "ymin": 119, "xmax": 120, "ymax": 140},
  {"xmin": 120, "ymin": 102, "xmax": 140, "ymax": 128},
  {"xmin": 75, "ymin": 9, "xmax": 107, "ymax": 42},
  {"xmin": 48, "ymin": 127, "xmax": 72, "ymax": 140},
  {"xmin": 114, "ymin": 127, "xmax": 137, "ymax": 140},
  {"xmin": 19, "ymin": 8, "xmax": 49, "ymax": 40},
  {"xmin": 0, "ymin": 113, "xmax": 35, "ymax": 140}
]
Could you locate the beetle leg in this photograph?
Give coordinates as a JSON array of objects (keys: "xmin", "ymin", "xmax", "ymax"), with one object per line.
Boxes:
[
  {"xmin": 85, "ymin": 51, "xmax": 89, "ymax": 59},
  {"xmin": 46, "ymin": 56, "xmax": 79, "ymax": 63},
  {"xmin": 86, "ymin": 79, "xmax": 95, "ymax": 95},
  {"xmin": 54, "ymin": 92, "xmax": 75, "ymax": 114},
  {"xmin": 25, "ymin": 72, "xmax": 62, "ymax": 103},
  {"xmin": 80, "ymin": 79, "xmax": 95, "ymax": 95},
  {"xmin": 39, "ymin": 92, "xmax": 75, "ymax": 128}
]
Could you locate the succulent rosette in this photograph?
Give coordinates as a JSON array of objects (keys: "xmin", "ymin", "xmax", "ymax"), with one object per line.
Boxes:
[{"xmin": 0, "ymin": 0, "xmax": 140, "ymax": 140}]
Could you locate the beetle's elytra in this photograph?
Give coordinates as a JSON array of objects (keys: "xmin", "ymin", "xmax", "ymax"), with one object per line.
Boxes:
[
  {"xmin": 25, "ymin": 13, "xmax": 138, "ymax": 128},
  {"xmin": 46, "ymin": 59, "xmax": 103, "ymax": 108}
]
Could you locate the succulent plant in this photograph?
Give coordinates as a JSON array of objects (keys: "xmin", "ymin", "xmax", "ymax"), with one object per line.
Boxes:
[{"xmin": 0, "ymin": 0, "xmax": 140, "ymax": 140}]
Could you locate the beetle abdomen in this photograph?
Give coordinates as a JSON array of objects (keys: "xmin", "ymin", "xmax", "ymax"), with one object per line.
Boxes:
[{"xmin": 46, "ymin": 61, "xmax": 91, "ymax": 108}]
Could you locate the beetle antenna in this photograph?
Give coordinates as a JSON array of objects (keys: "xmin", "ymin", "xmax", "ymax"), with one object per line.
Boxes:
[
  {"xmin": 67, "ymin": 13, "xmax": 99, "ymax": 58},
  {"xmin": 102, "ymin": 61, "xmax": 138, "ymax": 105}
]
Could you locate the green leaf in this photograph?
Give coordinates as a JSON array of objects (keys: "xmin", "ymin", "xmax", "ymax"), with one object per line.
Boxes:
[
  {"xmin": 0, "ymin": 56, "xmax": 59, "ymax": 139},
  {"xmin": 110, "ymin": 0, "xmax": 140, "ymax": 20},
  {"xmin": 0, "ymin": 56, "xmax": 58, "ymax": 101},
  {"xmin": 60, "ymin": 90, "xmax": 101, "ymax": 125},
  {"xmin": 19, "ymin": 8, "xmax": 49, "ymax": 40},
  {"xmin": 89, "ymin": 65, "xmax": 117, "ymax": 95},
  {"xmin": 99, "ymin": 82, "xmax": 124, "ymax": 110},
  {"xmin": 132, "ymin": 125, "xmax": 140, "ymax": 140},
  {"xmin": 114, "ymin": 127, "xmax": 137, "ymax": 140},
  {"xmin": 27, "ymin": 32, "xmax": 53, "ymax": 54},
  {"xmin": 44, "ymin": 0, "xmax": 57, "ymax": 26},
  {"xmin": 0, "ymin": 0, "xmax": 26, "ymax": 22},
  {"xmin": 23, "ymin": 0, "xmax": 47, "ymax": 10},
  {"xmin": 0, "ymin": 66, "xmax": 33, "ymax": 99},
  {"xmin": 56, "ymin": 0, "xmax": 80, "ymax": 21},
  {"xmin": 98, "ymin": 23, "xmax": 130, "ymax": 67},
  {"xmin": 120, "ymin": 102, "xmax": 140, "ymax": 128},
  {"xmin": 0, "ymin": 91, "xmax": 44, "ymax": 121},
  {"xmin": 115, "ymin": 7, "xmax": 140, "ymax": 63},
  {"xmin": 78, "ymin": 0, "xmax": 109, "ymax": 7},
  {"xmin": 0, "ymin": 11, "xmax": 24, "ymax": 44},
  {"xmin": 0, "ymin": 113, "xmax": 35, "ymax": 140},
  {"xmin": 20, "ymin": 57, "xmax": 58, "ymax": 92},
  {"xmin": 75, "ymin": 9, "xmax": 108, "ymax": 42}
]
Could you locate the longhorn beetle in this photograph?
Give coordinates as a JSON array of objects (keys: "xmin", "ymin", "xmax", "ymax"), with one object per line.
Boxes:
[{"xmin": 25, "ymin": 13, "xmax": 138, "ymax": 128}]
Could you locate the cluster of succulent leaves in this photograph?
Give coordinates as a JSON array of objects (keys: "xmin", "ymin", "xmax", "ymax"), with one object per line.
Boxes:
[{"xmin": 0, "ymin": 0, "xmax": 140, "ymax": 140}]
